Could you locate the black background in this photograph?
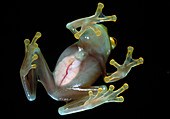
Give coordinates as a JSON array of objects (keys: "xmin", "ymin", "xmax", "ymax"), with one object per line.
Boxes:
[{"xmin": 3, "ymin": 0, "xmax": 170, "ymax": 119}]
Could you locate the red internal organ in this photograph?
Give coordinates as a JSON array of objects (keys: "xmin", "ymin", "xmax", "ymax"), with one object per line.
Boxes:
[{"xmin": 54, "ymin": 56, "xmax": 81, "ymax": 86}]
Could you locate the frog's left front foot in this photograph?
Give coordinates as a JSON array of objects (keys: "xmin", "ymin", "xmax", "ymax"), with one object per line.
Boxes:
[{"xmin": 104, "ymin": 46, "xmax": 144, "ymax": 83}]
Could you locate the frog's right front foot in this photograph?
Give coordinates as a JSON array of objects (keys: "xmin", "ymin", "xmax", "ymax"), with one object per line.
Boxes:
[
  {"xmin": 66, "ymin": 2, "xmax": 117, "ymax": 39},
  {"xmin": 20, "ymin": 32, "xmax": 41, "ymax": 75}
]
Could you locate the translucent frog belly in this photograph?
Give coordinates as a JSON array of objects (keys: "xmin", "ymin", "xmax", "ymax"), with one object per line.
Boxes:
[{"xmin": 54, "ymin": 55, "xmax": 81, "ymax": 86}]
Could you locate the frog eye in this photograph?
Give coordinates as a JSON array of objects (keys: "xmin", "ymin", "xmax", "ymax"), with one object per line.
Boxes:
[{"xmin": 110, "ymin": 37, "xmax": 117, "ymax": 49}]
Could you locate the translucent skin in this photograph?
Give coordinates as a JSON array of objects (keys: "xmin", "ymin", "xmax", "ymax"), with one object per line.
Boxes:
[
  {"xmin": 20, "ymin": 3, "xmax": 144, "ymax": 115},
  {"xmin": 54, "ymin": 55, "xmax": 81, "ymax": 86},
  {"xmin": 53, "ymin": 24, "xmax": 111, "ymax": 88}
]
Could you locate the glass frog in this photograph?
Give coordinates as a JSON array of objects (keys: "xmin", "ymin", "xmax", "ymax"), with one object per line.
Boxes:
[{"xmin": 20, "ymin": 3, "xmax": 144, "ymax": 115}]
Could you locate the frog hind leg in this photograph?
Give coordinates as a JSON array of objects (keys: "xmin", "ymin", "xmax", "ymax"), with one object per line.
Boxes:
[
  {"xmin": 66, "ymin": 2, "xmax": 117, "ymax": 39},
  {"xmin": 58, "ymin": 84, "xmax": 128, "ymax": 115},
  {"xmin": 104, "ymin": 46, "xmax": 144, "ymax": 83},
  {"xmin": 20, "ymin": 32, "xmax": 42, "ymax": 100},
  {"xmin": 20, "ymin": 32, "xmax": 54, "ymax": 101}
]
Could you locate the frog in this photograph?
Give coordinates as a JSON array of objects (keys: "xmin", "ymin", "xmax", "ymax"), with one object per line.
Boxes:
[{"xmin": 20, "ymin": 3, "xmax": 144, "ymax": 115}]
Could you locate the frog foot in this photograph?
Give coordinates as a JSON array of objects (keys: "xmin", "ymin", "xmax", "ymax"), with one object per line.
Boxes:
[
  {"xmin": 23, "ymin": 32, "xmax": 41, "ymax": 72},
  {"xmin": 73, "ymin": 3, "xmax": 117, "ymax": 39},
  {"xmin": 84, "ymin": 83, "xmax": 128, "ymax": 109},
  {"xmin": 104, "ymin": 46, "xmax": 144, "ymax": 83},
  {"xmin": 58, "ymin": 84, "xmax": 128, "ymax": 115}
]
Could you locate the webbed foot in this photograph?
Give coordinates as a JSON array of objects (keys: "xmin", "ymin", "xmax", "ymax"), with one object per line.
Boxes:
[
  {"xmin": 85, "ymin": 83, "xmax": 128, "ymax": 108},
  {"xmin": 66, "ymin": 3, "xmax": 117, "ymax": 39},
  {"xmin": 58, "ymin": 84, "xmax": 128, "ymax": 115},
  {"xmin": 20, "ymin": 32, "xmax": 41, "ymax": 75},
  {"xmin": 104, "ymin": 46, "xmax": 144, "ymax": 83}
]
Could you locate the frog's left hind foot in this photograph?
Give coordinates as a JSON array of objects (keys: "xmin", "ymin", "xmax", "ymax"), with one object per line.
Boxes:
[
  {"xmin": 86, "ymin": 83, "xmax": 128, "ymax": 105},
  {"xmin": 66, "ymin": 2, "xmax": 117, "ymax": 39},
  {"xmin": 104, "ymin": 46, "xmax": 144, "ymax": 83},
  {"xmin": 58, "ymin": 84, "xmax": 128, "ymax": 115}
]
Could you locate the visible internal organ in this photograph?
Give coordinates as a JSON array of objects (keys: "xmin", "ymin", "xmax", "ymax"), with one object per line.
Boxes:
[{"xmin": 54, "ymin": 56, "xmax": 81, "ymax": 86}]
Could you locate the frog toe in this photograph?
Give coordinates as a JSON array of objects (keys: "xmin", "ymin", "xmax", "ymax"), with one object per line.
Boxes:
[
  {"xmin": 94, "ymin": 2, "xmax": 104, "ymax": 17},
  {"xmin": 30, "ymin": 32, "xmax": 41, "ymax": 45},
  {"xmin": 129, "ymin": 57, "xmax": 144, "ymax": 68},
  {"xmin": 84, "ymin": 83, "xmax": 128, "ymax": 109},
  {"xmin": 108, "ymin": 96, "xmax": 124, "ymax": 102},
  {"xmin": 22, "ymin": 32, "xmax": 41, "ymax": 72},
  {"xmin": 95, "ymin": 3, "xmax": 117, "ymax": 22},
  {"xmin": 106, "ymin": 83, "xmax": 128, "ymax": 102},
  {"xmin": 124, "ymin": 46, "xmax": 144, "ymax": 67},
  {"xmin": 74, "ymin": 27, "xmax": 86, "ymax": 39},
  {"xmin": 24, "ymin": 39, "xmax": 30, "ymax": 52},
  {"xmin": 31, "ymin": 54, "xmax": 38, "ymax": 62},
  {"xmin": 89, "ymin": 25, "xmax": 101, "ymax": 36},
  {"xmin": 71, "ymin": 3, "xmax": 117, "ymax": 39},
  {"xmin": 31, "ymin": 64, "xmax": 37, "ymax": 69},
  {"xmin": 24, "ymin": 32, "xmax": 41, "ymax": 54}
]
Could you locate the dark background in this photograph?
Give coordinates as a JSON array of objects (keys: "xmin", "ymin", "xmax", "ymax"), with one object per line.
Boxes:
[{"xmin": 3, "ymin": 0, "xmax": 169, "ymax": 118}]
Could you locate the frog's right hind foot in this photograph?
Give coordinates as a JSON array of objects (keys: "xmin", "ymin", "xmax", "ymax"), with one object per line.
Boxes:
[
  {"xmin": 24, "ymin": 32, "xmax": 41, "ymax": 54},
  {"xmin": 21, "ymin": 32, "xmax": 41, "ymax": 75}
]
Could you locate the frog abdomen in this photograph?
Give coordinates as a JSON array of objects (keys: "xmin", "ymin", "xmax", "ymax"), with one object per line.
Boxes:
[{"xmin": 53, "ymin": 55, "xmax": 81, "ymax": 86}]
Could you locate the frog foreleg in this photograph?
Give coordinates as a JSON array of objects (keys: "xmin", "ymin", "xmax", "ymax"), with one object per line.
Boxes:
[
  {"xmin": 66, "ymin": 2, "xmax": 117, "ymax": 39},
  {"xmin": 104, "ymin": 46, "xmax": 144, "ymax": 83}
]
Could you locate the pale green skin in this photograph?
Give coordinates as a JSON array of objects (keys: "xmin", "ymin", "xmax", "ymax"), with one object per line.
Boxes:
[{"xmin": 20, "ymin": 3, "xmax": 143, "ymax": 115}]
